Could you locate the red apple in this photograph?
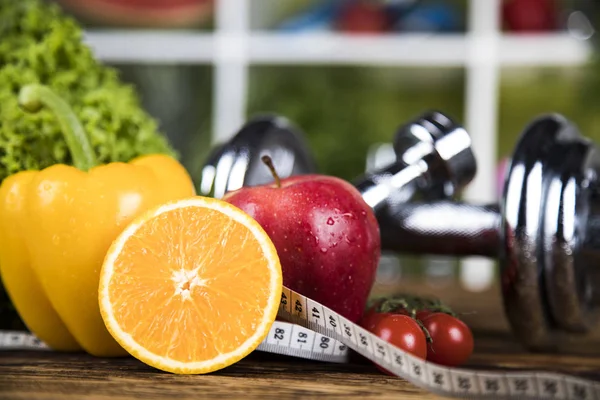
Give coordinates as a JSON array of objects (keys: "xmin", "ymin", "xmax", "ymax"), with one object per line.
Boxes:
[{"xmin": 223, "ymin": 157, "xmax": 380, "ymax": 323}]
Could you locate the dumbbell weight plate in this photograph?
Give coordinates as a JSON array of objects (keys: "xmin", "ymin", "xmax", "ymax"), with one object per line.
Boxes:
[
  {"xmin": 542, "ymin": 135, "xmax": 600, "ymax": 334},
  {"xmin": 500, "ymin": 114, "xmax": 577, "ymax": 351},
  {"xmin": 199, "ymin": 115, "xmax": 317, "ymax": 199}
]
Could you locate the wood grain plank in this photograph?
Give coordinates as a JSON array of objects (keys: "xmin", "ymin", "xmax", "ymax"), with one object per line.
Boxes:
[
  {"xmin": 3, "ymin": 333, "xmax": 600, "ymax": 400},
  {"xmin": 0, "ymin": 351, "xmax": 436, "ymax": 400}
]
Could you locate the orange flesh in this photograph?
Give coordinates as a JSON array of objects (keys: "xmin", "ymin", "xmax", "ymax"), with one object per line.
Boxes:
[{"xmin": 107, "ymin": 206, "xmax": 272, "ymax": 363}]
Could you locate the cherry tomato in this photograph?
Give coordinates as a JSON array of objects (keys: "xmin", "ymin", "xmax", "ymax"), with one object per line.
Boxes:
[
  {"xmin": 415, "ymin": 309, "xmax": 432, "ymax": 321},
  {"xmin": 421, "ymin": 313, "xmax": 474, "ymax": 367},
  {"xmin": 360, "ymin": 301, "xmax": 414, "ymax": 332},
  {"xmin": 395, "ymin": 308, "xmax": 410, "ymax": 317},
  {"xmin": 359, "ymin": 305, "xmax": 391, "ymax": 332},
  {"xmin": 372, "ymin": 314, "xmax": 427, "ymax": 375}
]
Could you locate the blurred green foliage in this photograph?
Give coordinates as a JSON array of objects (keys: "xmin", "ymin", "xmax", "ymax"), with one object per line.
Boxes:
[
  {"xmin": 114, "ymin": 64, "xmax": 214, "ymax": 181},
  {"xmin": 499, "ymin": 64, "xmax": 600, "ymax": 159}
]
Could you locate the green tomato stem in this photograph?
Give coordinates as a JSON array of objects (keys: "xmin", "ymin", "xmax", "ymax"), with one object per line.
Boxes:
[{"xmin": 18, "ymin": 84, "xmax": 97, "ymax": 171}]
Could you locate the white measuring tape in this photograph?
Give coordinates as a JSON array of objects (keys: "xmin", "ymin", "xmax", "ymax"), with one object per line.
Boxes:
[{"xmin": 2, "ymin": 286, "xmax": 599, "ymax": 399}]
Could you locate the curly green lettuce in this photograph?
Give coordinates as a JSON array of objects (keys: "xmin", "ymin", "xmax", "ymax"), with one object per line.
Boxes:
[{"xmin": 0, "ymin": 0, "xmax": 176, "ymax": 183}]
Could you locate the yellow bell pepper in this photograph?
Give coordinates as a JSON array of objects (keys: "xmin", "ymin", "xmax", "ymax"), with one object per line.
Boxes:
[{"xmin": 0, "ymin": 84, "xmax": 196, "ymax": 356}]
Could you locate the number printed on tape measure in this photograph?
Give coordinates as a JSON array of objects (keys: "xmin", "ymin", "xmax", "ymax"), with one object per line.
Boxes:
[
  {"xmin": 0, "ymin": 331, "xmax": 47, "ymax": 350},
  {"xmin": 338, "ymin": 316, "xmax": 355, "ymax": 345},
  {"xmin": 371, "ymin": 336, "xmax": 391, "ymax": 365},
  {"xmin": 291, "ymin": 292, "xmax": 307, "ymax": 320},
  {"xmin": 312, "ymin": 333, "xmax": 335, "ymax": 356},
  {"xmin": 25, "ymin": 335, "xmax": 45, "ymax": 349},
  {"xmin": 323, "ymin": 308, "xmax": 342, "ymax": 336},
  {"xmin": 566, "ymin": 377, "xmax": 594, "ymax": 400},
  {"xmin": 333, "ymin": 342, "xmax": 348, "ymax": 357},
  {"xmin": 505, "ymin": 373, "xmax": 538, "ymax": 397},
  {"xmin": 267, "ymin": 323, "xmax": 291, "ymax": 347},
  {"xmin": 4, "ymin": 333, "xmax": 24, "ymax": 347},
  {"xmin": 290, "ymin": 325, "xmax": 314, "ymax": 351},
  {"xmin": 306, "ymin": 299, "xmax": 325, "ymax": 328},
  {"xmin": 427, "ymin": 363, "xmax": 453, "ymax": 393},
  {"xmin": 408, "ymin": 357, "xmax": 428, "ymax": 385},
  {"xmin": 534, "ymin": 374, "xmax": 565, "ymax": 399},
  {"xmin": 353, "ymin": 325, "xmax": 374, "ymax": 355},
  {"xmin": 280, "ymin": 288, "xmax": 291, "ymax": 314},
  {"xmin": 450, "ymin": 370, "xmax": 479, "ymax": 395},
  {"xmin": 478, "ymin": 373, "xmax": 509, "ymax": 396},
  {"xmin": 388, "ymin": 348, "xmax": 408, "ymax": 373}
]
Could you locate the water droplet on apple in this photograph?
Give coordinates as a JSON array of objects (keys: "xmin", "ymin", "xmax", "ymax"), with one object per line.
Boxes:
[
  {"xmin": 320, "ymin": 247, "xmax": 328, "ymax": 254},
  {"xmin": 326, "ymin": 217, "xmax": 335, "ymax": 225}
]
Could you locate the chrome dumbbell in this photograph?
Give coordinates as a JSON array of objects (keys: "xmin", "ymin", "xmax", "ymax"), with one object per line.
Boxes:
[
  {"xmin": 198, "ymin": 114, "xmax": 318, "ymax": 199},
  {"xmin": 199, "ymin": 111, "xmax": 478, "ymax": 206},
  {"xmin": 371, "ymin": 114, "xmax": 600, "ymax": 352},
  {"xmin": 354, "ymin": 110, "xmax": 476, "ymax": 213}
]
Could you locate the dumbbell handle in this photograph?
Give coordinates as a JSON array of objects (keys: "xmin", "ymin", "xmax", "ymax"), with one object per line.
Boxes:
[{"xmin": 378, "ymin": 201, "xmax": 501, "ymax": 258}]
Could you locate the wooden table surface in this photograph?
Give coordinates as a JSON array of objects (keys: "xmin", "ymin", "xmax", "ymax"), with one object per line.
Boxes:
[
  {"xmin": 3, "ymin": 335, "xmax": 600, "ymax": 400},
  {"xmin": 3, "ymin": 281, "xmax": 600, "ymax": 399}
]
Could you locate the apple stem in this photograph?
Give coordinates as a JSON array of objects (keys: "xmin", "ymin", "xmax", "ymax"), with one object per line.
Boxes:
[{"xmin": 261, "ymin": 155, "xmax": 281, "ymax": 188}]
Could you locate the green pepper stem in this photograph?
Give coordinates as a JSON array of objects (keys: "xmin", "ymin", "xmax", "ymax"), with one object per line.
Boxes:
[{"xmin": 18, "ymin": 84, "xmax": 97, "ymax": 171}]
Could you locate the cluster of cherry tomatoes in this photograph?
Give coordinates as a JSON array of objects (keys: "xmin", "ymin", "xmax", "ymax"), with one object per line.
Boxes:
[{"xmin": 359, "ymin": 295, "xmax": 474, "ymax": 371}]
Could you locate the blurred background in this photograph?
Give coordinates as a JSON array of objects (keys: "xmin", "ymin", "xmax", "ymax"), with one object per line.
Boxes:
[{"xmin": 9, "ymin": 0, "xmax": 600, "ymax": 332}]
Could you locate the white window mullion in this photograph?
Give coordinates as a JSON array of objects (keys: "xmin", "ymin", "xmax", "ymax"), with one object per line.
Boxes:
[
  {"xmin": 460, "ymin": 0, "xmax": 501, "ymax": 292},
  {"xmin": 212, "ymin": 0, "xmax": 250, "ymax": 145}
]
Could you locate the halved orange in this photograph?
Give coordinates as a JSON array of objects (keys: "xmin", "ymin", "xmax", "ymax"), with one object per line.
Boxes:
[{"xmin": 98, "ymin": 197, "xmax": 282, "ymax": 374}]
